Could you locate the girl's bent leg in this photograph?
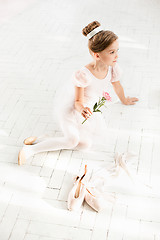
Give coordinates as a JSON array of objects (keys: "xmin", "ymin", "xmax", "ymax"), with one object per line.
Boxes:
[
  {"xmin": 23, "ymin": 119, "xmax": 80, "ymax": 159},
  {"xmin": 23, "ymin": 134, "xmax": 79, "ymax": 159}
]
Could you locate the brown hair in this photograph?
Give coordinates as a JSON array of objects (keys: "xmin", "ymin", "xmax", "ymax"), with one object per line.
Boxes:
[{"xmin": 82, "ymin": 21, "xmax": 118, "ymax": 53}]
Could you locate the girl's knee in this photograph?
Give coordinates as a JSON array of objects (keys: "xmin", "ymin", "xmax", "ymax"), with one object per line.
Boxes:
[
  {"xmin": 68, "ymin": 135, "xmax": 79, "ymax": 148},
  {"xmin": 77, "ymin": 139, "xmax": 92, "ymax": 150}
]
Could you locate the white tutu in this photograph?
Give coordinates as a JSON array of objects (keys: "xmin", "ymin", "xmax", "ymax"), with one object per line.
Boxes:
[{"xmin": 52, "ymin": 63, "xmax": 122, "ymax": 148}]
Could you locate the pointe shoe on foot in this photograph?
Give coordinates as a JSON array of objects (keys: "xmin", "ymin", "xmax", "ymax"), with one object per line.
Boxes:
[
  {"xmin": 67, "ymin": 165, "xmax": 87, "ymax": 211},
  {"xmin": 18, "ymin": 149, "xmax": 26, "ymax": 165},
  {"xmin": 23, "ymin": 136, "xmax": 37, "ymax": 145}
]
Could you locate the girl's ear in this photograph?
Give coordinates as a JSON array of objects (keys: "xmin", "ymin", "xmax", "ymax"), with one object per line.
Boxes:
[{"xmin": 93, "ymin": 52, "xmax": 100, "ymax": 60}]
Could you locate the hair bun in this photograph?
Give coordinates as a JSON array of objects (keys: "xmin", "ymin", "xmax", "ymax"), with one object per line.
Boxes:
[{"xmin": 82, "ymin": 21, "xmax": 101, "ymax": 37}]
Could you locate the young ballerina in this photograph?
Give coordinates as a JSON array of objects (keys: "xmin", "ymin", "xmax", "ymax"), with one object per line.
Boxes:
[{"xmin": 18, "ymin": 21, "xmax": 138, "ymax": 165}]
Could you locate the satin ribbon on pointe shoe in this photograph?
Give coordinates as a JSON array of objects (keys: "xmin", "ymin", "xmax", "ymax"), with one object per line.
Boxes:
[
  {"xmin": 114, "ymin": 152, "xmax": 134, "ymax": 182},
  {"xmin": 67, "ymin": 165, "xmax": 87, "ymax": 211}
]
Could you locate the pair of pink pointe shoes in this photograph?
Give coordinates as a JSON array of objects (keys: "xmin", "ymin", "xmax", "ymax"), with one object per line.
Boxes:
[{"xmin": 67, "ymin": 165, "xmax": 107, "ymax": 212}]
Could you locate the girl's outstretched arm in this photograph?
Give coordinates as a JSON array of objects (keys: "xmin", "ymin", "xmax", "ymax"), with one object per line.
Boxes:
[
  {"xmin": 112, "ymin": 81, "xmax": 139, "ymax": 105},
  {"xmin": 75, "ymin": 86, "xmax": 92, "ymax": 119}
]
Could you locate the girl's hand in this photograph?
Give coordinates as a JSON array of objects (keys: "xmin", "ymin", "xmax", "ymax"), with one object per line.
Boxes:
[
  {"xmin": 124, "ymin": 96, "xmax": 139, "ymax": 105},
  {"xmin": 81, "ymin": 107, "xmax": 92, "ymax": 119}
]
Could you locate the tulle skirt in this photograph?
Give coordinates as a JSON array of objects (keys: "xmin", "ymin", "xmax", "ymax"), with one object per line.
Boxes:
[
  {"xmin": 52, "ymin": 80, "xmax": 115, "ymax": 149},
  {"xmin": 53, "ymin": 92, "xmax": 108, "ymax": 148}
]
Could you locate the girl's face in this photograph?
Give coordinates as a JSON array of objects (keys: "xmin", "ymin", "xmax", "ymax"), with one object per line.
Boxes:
[{"xmin": 93, "ymin": 39, "xmax": 119, "ymax": 66}]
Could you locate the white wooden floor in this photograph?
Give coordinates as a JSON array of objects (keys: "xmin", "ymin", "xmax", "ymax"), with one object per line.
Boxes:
[{"xmin": 0, "ymin": 0, "xmax": 160, "ymax": 239}]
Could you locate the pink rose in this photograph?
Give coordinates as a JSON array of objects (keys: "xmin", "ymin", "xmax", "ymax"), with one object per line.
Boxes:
[
  {"xmin": 103, "ymin": 91, "xmax": 111, "ymax": 101},
  {"xmin": 82, "ymin": 91, "xmax": 112, "ymax": 124}
]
